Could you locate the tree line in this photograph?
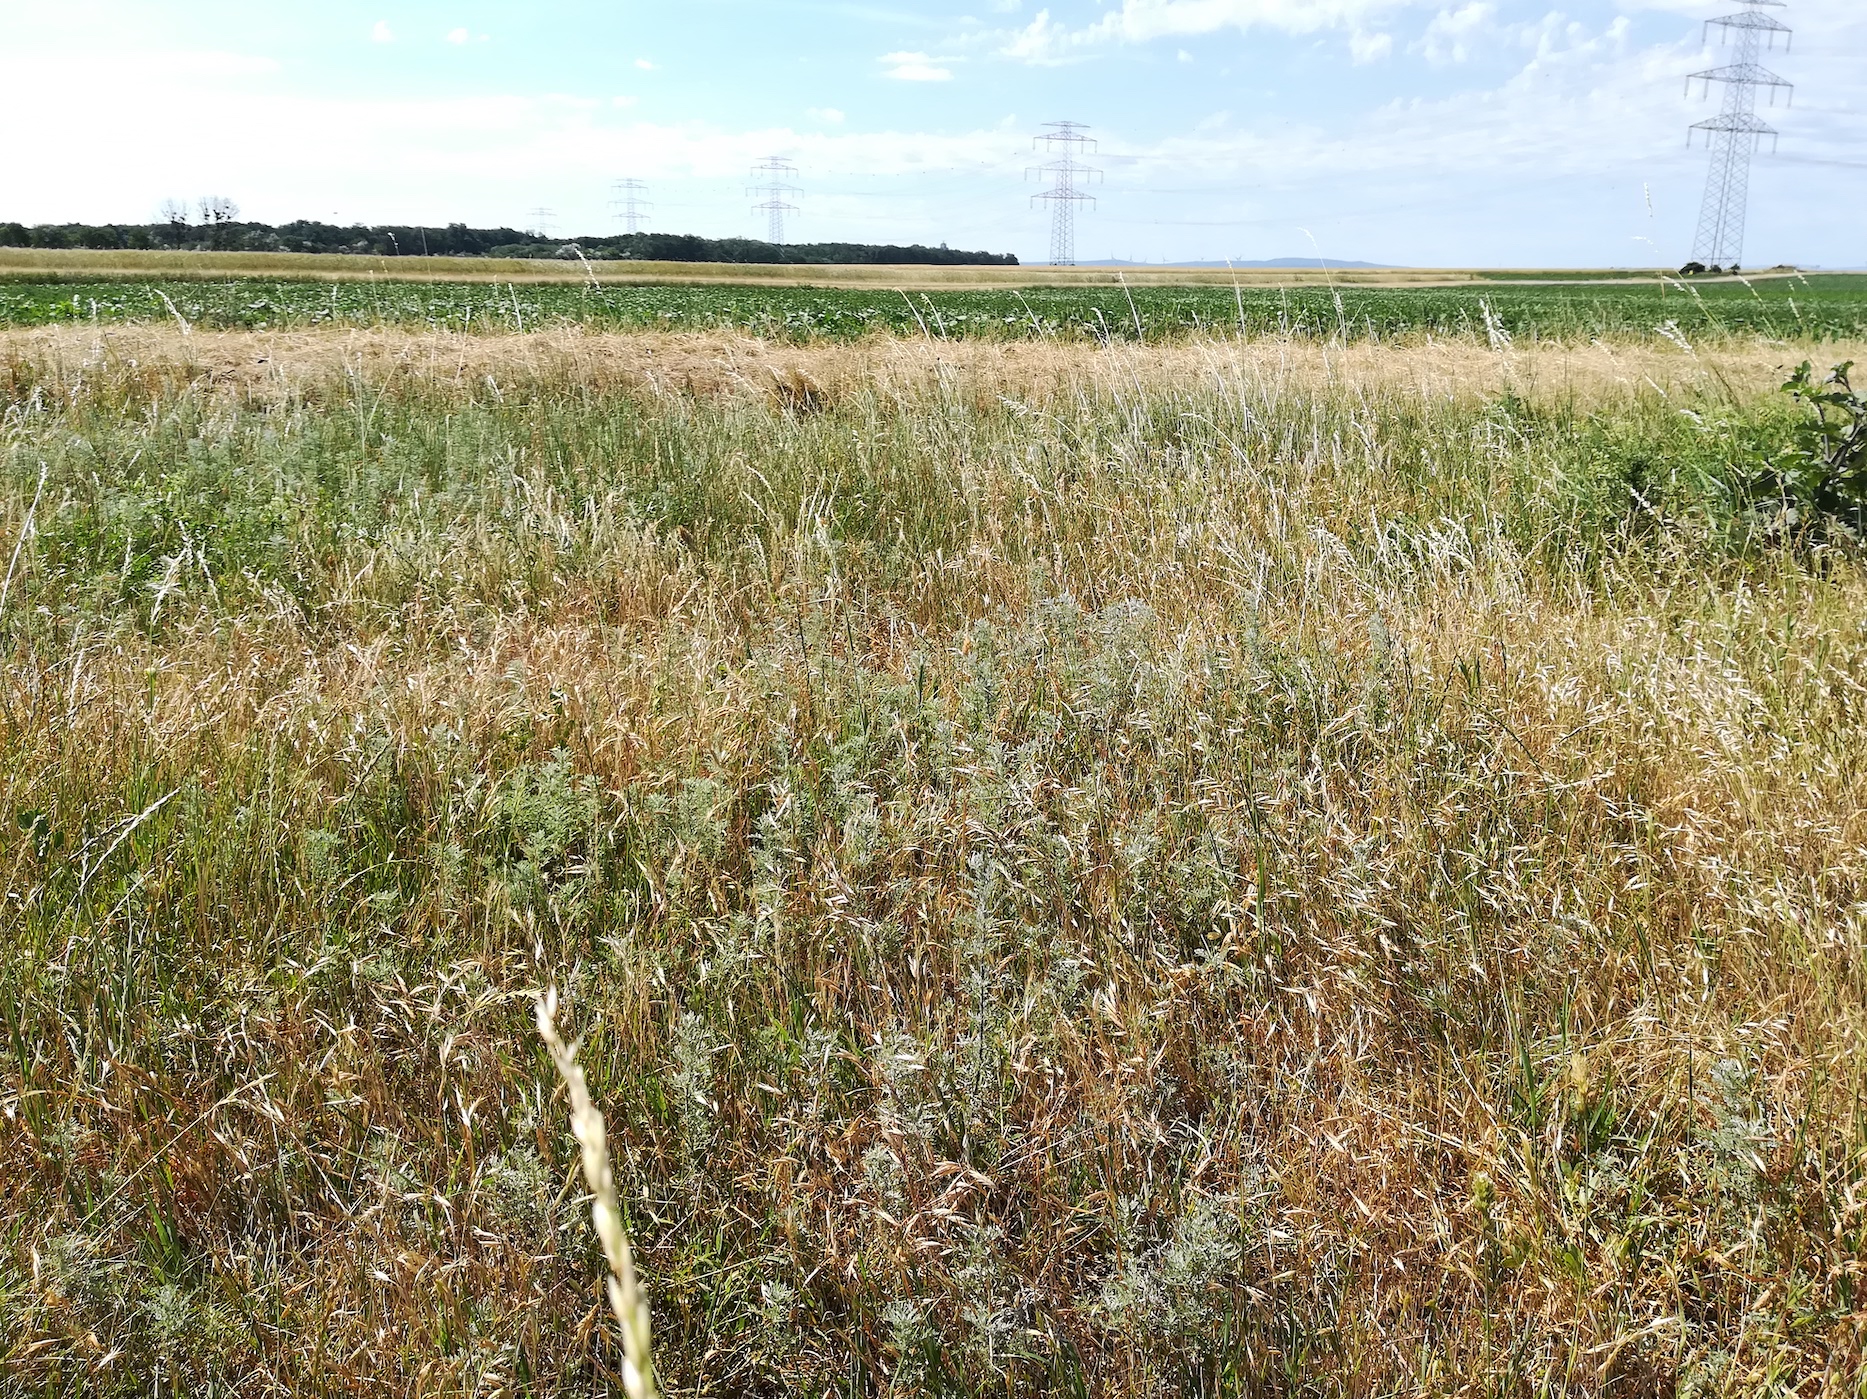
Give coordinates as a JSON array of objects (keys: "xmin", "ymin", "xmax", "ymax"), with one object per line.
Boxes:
[{"xmin": 0, "ymin": 205, "xmax": 1019, "ymax": 266}]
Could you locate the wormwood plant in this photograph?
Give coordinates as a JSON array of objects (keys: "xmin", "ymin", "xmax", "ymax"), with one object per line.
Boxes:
[{"xmin": 1743, "ymin": 361, "xmax": 1867, "ymax": 544}]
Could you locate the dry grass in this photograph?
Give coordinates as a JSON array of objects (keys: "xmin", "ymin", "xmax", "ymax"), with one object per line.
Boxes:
[
  {"xmin": 0, "ymin": 321, "xmax": 1836, "ymax": 408},
  {"xmin": 2, "ymin": 326, "xmax": 1866, "ymax": 1396}
]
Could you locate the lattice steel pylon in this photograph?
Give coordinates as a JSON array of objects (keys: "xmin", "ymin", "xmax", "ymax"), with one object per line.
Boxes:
[
  {"xmin": 527, "ymin": 207, "xmax": 558, "ymax": 240},
  {"xmin": 1028, "ymin": 122, "xmax": 1101, "ymax": 267},
  {"xmin": 1687, "ymin": 0, "xmax": 1792, "ymax": 270},
  {"xmin": 610, "ymin": 179, "xmax": 652, "ymax": 235},
  {"xmin": 748, "ymin": 158, "xmax": 800, "ymax": 245}
]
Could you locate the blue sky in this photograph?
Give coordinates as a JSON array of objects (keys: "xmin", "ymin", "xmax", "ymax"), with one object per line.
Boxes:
[{"xmin": 3, "ymin": 0, "xmax": 1861, "ymax": 265}]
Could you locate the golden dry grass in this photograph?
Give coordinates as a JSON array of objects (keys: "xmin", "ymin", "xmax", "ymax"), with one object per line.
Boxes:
[
  {"xmin": 2, "ymin": 327, "xmax": 1866, "ymax": 1396},
  {"xmin": 0, "ymin": 321, "xmax": 1839, "ymax": 405}
]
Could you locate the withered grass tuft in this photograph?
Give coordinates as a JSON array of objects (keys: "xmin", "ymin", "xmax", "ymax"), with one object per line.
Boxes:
[{"xmin": 3, "ymin": 323, "xmax": 1866, "ymax": 1396}]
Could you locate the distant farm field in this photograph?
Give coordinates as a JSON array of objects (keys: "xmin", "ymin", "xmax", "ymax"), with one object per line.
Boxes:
[
  {"xmin": 0, "ymin": 246, "xmax": 1582, "ymax": 286},
  {"xmin": 2, "ymin": 270, "xmax": 1864, "ymax": 341},
  {"xmin": 6, "ymin": 318, "xmax": 1867, "ymax": 1395}
]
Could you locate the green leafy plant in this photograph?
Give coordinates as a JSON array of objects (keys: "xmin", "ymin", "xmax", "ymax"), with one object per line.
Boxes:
[{"xmin": 1744, "ymin": 361, "xmax": 1867, "ymax": 544}]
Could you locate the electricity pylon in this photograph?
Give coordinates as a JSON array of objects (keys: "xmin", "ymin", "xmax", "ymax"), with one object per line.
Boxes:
[
  {"xmin": 610, "ymin": 179, "xmax": 652, "ymax": 235},
  {"xmin": 1687, "ymin": 0, "xmax": 1792, "ymax": 270},
  {"xmin": 527, "ymin": 207, "xmax": 558, "ymax": 240},
  {"xmin": 1028, "ymin": 122, "xmax": 1101, "ymax": 267},
  {"xmin": 748, "ymin": 158, "xmax": 800, "ymax": 245}
]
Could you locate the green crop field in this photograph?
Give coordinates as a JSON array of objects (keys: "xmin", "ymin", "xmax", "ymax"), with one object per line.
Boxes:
[
  {"xmin": 5, "ymin": 318, "xmax": 1867, "ymax": 1395},
  {"xmin": 3, "ymin": 272, "xmax": 1865, "ymax": 341}
]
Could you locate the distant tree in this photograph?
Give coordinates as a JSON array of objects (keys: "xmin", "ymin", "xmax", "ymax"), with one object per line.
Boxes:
[
  {"xmin": 0, "ymin": 213, "xmax": 1018, "ymax": 265},
  {"xmin": 198, "ymin": 196, "xmax": 241, "ymax": 250},
  {"xmin": 159, "ymin": 199, "xmax": 191, "ymax": 249}
]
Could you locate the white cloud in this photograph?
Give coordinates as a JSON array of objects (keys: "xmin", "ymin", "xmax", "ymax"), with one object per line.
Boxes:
[
  {"xmin": 447, "ymin": 27, "xmax": 470, "ymax": 44},
  {"xmin": 881, "ymin": 51, "xmax": 955, "ymax": 80},
  {"xmin": 371, "ymin": 20, "xmax": 395, "ymax": 43},
  {"xmin": 998, "ymin": 10, "xmax": 1080, "ymax": 63},
  {"xmin": 1177, "ymin": 47, "xmax": 1194, "ymax": 61},
  {"xmin": 999, "ymin": 0, "xmax": 1427, "ymax": 59},
  {"xmin": 1417, "ymin": 2, "xmax": 1494, "ymax": 64},
  {"xmin": 138, "ymin": 50, "xmax": 282, "ymax": 78},
  {"xmin": 808, "ymin": 106, "xmax": 847, "ymax": 123},
  {"xmin": 635, "ymin": 58, "xmax": 656, "ymax": 70},
  {"xmin": 1350, "ymin": 29, "xmax": 1393, "ymax": 62}
]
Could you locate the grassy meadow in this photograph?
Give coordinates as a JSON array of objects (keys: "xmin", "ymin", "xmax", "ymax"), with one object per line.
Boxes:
[{"xmin": 2, "ymin": 313, "xmax": 1867, "ymax": 1396}]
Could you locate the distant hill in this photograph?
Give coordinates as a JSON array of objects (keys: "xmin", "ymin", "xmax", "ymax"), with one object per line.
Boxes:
[{"xmin": 0, "ymin": 219, "xmax": 1019, "ymax": 267}]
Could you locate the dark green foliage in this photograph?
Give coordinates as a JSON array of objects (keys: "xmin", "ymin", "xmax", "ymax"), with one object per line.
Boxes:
[
  {"xmin": 0, "ymin": 219, "xmax": 1018, "ymax": 265},
  {"xmin": 1738, "ymin": 362, "xmax": 1867, "ymax": 545},
  {"xmin": 569, "ymin": 233, "xmax": 1019, "ymax": 265}
]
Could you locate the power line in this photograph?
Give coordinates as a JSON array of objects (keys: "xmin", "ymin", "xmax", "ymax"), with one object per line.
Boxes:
[
  {"xmin": 527, "ymin": 206, "xmax": 558, "ymax": 240},
  {"xmin": 1687, "ymin": 0, "xmax": 1793, "ymax": 269},
  {"xmin": 1028, "ymin": 122, "xmax": 1102, "ymax": 267},
  {"xmin": 748, "ymin": 157, "xmax": 800, "ymax": 245},
  {"xmin": 610, "ymin": 179, "xmax": 652, "ymax": 235}
]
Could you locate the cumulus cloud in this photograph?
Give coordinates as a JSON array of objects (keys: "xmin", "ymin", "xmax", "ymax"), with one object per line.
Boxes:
[
  {"xmin": 371, "ymin": 20, "xmax": 395, "ymax": 43},
  {"xmin": 1417, "ymin": 2, "xmax": 1494, "ymax": 64},
  {"xmin": 635, "ymin": 57, "xmax": 655, "ymax": 70},
  {"xmin": 998, "ymin": 10, "xmax": 1081, "ymax": 63},
  {"xmin": 1350, "ymin": 29, "xmax": 1394, "ymax": 62},
  {"xmin": 808, "ymin": 106, "xmax": 847, "ymax": 122},
  {"xmin": 447, "ymin": 27, "xmax": 470, "ymax": 44},
  {"xmin": 881, "ymin": 51, "xmax": 955, "ymax": 80}
]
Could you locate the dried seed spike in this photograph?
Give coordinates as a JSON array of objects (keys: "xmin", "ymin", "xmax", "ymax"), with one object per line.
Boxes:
[{"xmin": 537, "ymin": 990, "xmax": 657, "ymax": 1399}]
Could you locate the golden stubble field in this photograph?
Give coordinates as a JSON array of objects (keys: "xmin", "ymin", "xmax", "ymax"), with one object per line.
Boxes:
[
  {"xmin": 0, "ymin": 318, "xmax": 1829, "ymax": 400},
  {"xmin": 3, "ymin": 323, "xmax": 1866, "ymax": 1396}
]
